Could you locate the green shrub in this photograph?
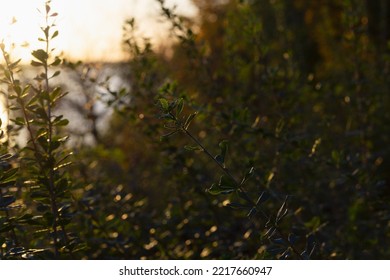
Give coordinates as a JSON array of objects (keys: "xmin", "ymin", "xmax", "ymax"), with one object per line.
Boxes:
[{"xmin": 1, "ymin": 0, "xmax": 389, "ymax": 259}]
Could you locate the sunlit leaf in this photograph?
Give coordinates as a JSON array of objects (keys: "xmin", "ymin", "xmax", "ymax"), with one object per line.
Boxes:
[
  {"xmin": 276, "ymin": 196, "xmax": 289, "ymax": 222},
  {"xmin": 184, "ymin": 112, "xmax": 197, "ymax": 129},
  {"xmin": 255, "ymin": 192, "xmax": 269, "ymax": 206},
  {"xmin": 159, "ymin": 98, "xmax": 169, "ymax": 111},
  {"xmin": 176, "ymin": 98, "xmax": 184, "ymax": 115}
]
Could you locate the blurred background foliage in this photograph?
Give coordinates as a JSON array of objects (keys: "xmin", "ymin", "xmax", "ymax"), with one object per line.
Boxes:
[{"xmin": 1, "ymin": 0, "xmax": 389, "ymax": 259}]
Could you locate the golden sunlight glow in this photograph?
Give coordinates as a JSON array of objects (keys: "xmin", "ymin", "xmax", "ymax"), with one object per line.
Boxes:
[
  {"xmin": 0, "ymin": 0, "xmax": 43, "ymax": 61},
  {"xmin": 0, "ymin": 0, "xmax": 196, "ymax": 62},
  {"xmin": 0, "ymin": 0, "xmax": 196, "ymax": 130}
]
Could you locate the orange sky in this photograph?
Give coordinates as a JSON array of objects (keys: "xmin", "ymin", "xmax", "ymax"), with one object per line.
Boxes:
[{"xmin": 0, "ymin": 0, "xmax": 197, "ymax": 62}]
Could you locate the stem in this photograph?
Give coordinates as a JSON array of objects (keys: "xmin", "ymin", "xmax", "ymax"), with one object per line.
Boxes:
[
  {"xmin": 0, "ymin": 51, "xmax": 41, "ymax": 163},
  {"xmin": 1, "ymin": 2, "xmax": 73, "ymax": 259},
  {"xmin": 43, "ymin": 11, "xmax": 60, "ymax": 258},
  {"xmin": 180, "ymin": 124, "xmax": 303, "ymax": 259},
  {"xmin": 182, "ymin": 128, "xmax": 238, "ymax": 185},
  {"xmin": 41, "ymin": 7, "xmax": 73, "ymax": 258},
  {"xmin": 275, "ymin": 227, "xmax": 303, "ymax": 260},
  {"xmin": 1, "ymin": 47, "xmax": 61, "ymax": 257}
]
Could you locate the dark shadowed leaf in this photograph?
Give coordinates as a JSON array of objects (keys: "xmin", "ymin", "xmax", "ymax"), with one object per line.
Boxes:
[
  {"xmin": 207, "ymin": 183, "xmax": 235, "ymax": 195},
  {"xmin": 247, "ymin": 207, "xmax": 257, "ymax": 218},
  {"xmin": 219, "ymin": 175, "xmax": 236, "ymax": 189},
  {"xmin": 31, "ymin": 49, "xmax": 48, "ymax": 63},
  {"xmin": 215, "ymin": 154, "xmax": 224, "ymax": 165},
  {"xmin": 226, "ymin": 202, "xmax": 251, "ymax": 209},
  {"xmin": 218, "ymin": 140, "xmax": 228, "ymax": 163},
  {"xmin": 0, "ymin": 195, "xmax": 16, "ymax": 207},
  {"xmin": 271, "ymin": 238, "xmax": 287, "ymax": 246},
  {"xmin": 288, "ymin": 233, "xmax": 298, "ymax": 244},
  {"xmin": 31, "ymin": 60, "xmax": 43, "ymax": 67},
  {"xmin": 184, "ymin": 145, "xmax": 202, "ymax": 151},
  {"xmin": 50, "ymin": 70, "xmax": 60, "ymax": 79}
]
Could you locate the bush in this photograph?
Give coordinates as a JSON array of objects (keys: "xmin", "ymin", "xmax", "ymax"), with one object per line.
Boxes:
[{"xmin": 0, "ymin": 0, "xmax": 389, "ymax": 259}]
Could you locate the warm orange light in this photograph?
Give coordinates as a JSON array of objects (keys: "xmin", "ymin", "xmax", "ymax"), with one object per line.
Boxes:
[
  {"xmin": 0, "ymin": 0, "xmax": 197, "ymax": 63},
  {"xmin": 0, "ymin": 0, "xmax": 45, "ymax": 62}
]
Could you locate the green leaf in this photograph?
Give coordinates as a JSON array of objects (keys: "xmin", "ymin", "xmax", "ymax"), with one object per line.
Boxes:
[
  {"xmin": 21, "ymin": 85, "xmax": 31, "ymax": 96},
  {"xmin": 17, "ymin": 214, "xmax": 43, "ymax": 226},
  {"xmin": 42, "ymin": 26, "xmax": 50, "ymax": 38},
  {"xmin": 207, "ymin": 183, "xmax": 235, "ymax": 195},
  {"xmin": 11, "ymin": 117, "xmax": 26, "ymax": 126},
  {"xmin": 50, "ymin": 87, "xmax": 66, "ymax": 102},
  {"xmin": 54, "ymin": 162, "xmax": 72, "ymax": 171},
  {"xmin": 176, "ymin": 98, "xmax": 184, "ymax": 115},
  {"xmin": 160, "ymin": 113, "xmax": 175, "ymax": 121},
  {"xmin": 160, "ymin": 130, "xmax": 179, "ymax": 141},
  {"xmin": 51, "ymin": 30, "xmax": 59, "ymax": 39},
  {"xmin": 168, "ymin": 99, "xmax": 178, "ymax": 111},
  {"xmin": 0, "ymin": 223, "xmax": 14, "ymax": 233},
  {"xmin": 31, "ymin": 49, "xmax": 48, "ymax": 63},
  {"xmin": 0, "ymin": 168, "xmax": 18, "ymax": 185},
  {"xmin": 218, "ymin": 140, "xmax": 229, "ymax": 163},
  {"xmin": 218, "ymin": 175, "xmax": 236, "ymax": 189},
  {"xmin": 31, "ymin": 191, "xmax": 49, "ymax": 200},
  {"xmin": 54, "ymin": 118, "xmax": 69, "ymax": 126},
  {"xmin": 0, "ymin": 153, "xmax": 12, "ymax": 161},
  {"xmin": 242, "ymin": 166, "xmax": 254, "ymax": 183},
  {"xmin": 263, "ymin": 227, "xmax": 276, "ymax": 238},
  {"xmin": 159, "ymin": 98, "xmax": 169, "ymax": 111},
  {"xmin": 37, "ymin": 135, "xmax": 48, "ymax": 150},
  {"xmin": 50, "ymin": 70, "xmax": 60, "ymax": 79},
  {"xmin": 50, "ymin": 140, "xmax": 61, "ymax": 151},
  {"xmin": 184, "ymin": 112, "xmax": 197, "ymax": 129},
  {"xmin": 34, "ymin": 107, "xmax": 48, "ymax": 120},
  {"xmin": 9, "ymin": 59, "xmax": 21, "ymax": 70},
  {"xmin": 51, "ymin": 57, "xmax": 62, "ymax": 66},
  {"xmin": 226, "ymin": 202, "xmax": 251, "ymax": 209},
  {"xmin": 13, "ymin": 85, "xmax": 22, "ymax": 95},
  {"xmin": 184, "ymin": 145, "xmax": 202, "ymax": 151},
  {"xmin": 31, "ymin": 60, "xmax": 43, "ymax": 67}
]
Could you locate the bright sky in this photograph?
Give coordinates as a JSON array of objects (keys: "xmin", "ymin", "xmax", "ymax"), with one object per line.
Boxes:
[{"xmin": 0, "ymin": 0, "xmax": 197, "ymax": 62}]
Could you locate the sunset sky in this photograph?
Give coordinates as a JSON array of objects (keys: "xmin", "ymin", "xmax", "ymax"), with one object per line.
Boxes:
[{"xmin": 0, "ymin": 0, "xmax": 197, "ymax": 62}]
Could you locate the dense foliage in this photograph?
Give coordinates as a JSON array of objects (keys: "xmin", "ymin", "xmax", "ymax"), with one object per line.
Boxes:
[{"xmin": 0, "ymin": 0, "xmax": 389, "ymax": 259}]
